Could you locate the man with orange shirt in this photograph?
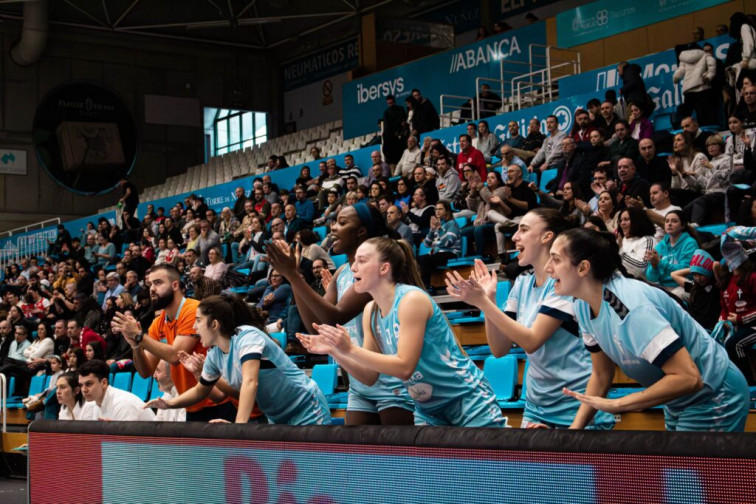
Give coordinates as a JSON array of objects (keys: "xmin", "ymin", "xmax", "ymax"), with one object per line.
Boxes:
[{"xmin": 112, "ymin": 264, "xmax": 236, "ymax": 422}]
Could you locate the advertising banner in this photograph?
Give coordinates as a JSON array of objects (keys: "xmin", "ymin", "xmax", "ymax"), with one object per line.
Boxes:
[
  {"xmin": 342, "ymin": 22, "xmax": 547, "ymax": 139},
  {"xmin": 283, "ymin": 38, "xmax": 360, "ymax": 92},
  {"xmin": 556, "ymin": 0, "xmax": 729, "ymax": 48}
]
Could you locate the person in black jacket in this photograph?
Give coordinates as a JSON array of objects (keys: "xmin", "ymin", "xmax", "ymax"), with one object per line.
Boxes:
[
  {"xmin": 411, "ymin": 88, "xmax": 440, "ymax": 135},
  {"xmin": 618, "ymin": 61, "xmax": 650, "ymax": 115},
  {"xmin": 382, "ymin": 94, "xmax": 407, "ymax": 165}
]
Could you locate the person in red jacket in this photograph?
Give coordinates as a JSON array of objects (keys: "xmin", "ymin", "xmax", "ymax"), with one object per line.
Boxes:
[
  {"xmin": 66, "ymin": 319, "xmax": 107, "ymax": 355},
  {"xmin": 456, "ymin": 134, "xmax": 487, "ymax": 181},
  {"xmin": 716, "ymin": 238, "xmax": 756, "ymax": 383}
]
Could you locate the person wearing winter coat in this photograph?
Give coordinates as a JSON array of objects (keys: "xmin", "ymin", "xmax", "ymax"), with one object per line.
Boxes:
[
  {"xmin": 674, "ymin": 45, "xmax": 718, "ymax": 127},
  {"xmin": 683, "ymin": 135, "xmax": 732, "ymax": 225}
]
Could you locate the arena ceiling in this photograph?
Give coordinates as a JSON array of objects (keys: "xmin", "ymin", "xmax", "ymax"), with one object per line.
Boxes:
[{"xmin": 0, "ymin": 0, "xmax": 460, "ymax": 61}]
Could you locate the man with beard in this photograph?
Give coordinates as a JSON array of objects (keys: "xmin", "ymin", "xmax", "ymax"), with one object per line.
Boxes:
[{"xmin": 111, "ymin": 264, "xmax": 234, "ymax": 422}]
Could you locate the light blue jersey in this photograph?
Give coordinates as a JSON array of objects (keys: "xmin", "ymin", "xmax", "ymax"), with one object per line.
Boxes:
[
  {"xmin": 200, "ymin": 325, "xmax": 330, "ymax": 425},
  {"xmin": 575, "ymin": 274, "xmax": 749, "ymax": 431},
  {"xmin": 505, "ymin": 272, "xmax": 614, "ymax": 429},
  {"xmin": 335, "ymin": 266, "xmax": 413, "ymax": 413},
  {"xmin": 371, "ymin": 284, "xmax": 505, "ymax": 427}
]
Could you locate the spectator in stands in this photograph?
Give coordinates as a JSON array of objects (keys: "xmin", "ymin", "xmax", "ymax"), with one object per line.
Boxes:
[
  {"xmin": 196, "ymin": 220, "xmax": 220, "ymax": 266},
  {"xmin": 433, "ymin": 155, "xmax": 461, "ymax": 203},
  {"xmin": 628, "ymin": 102, "xmax": 654, "ymax": 141},
  {"xmin": 528, "ymin": 115, "xmax": 567, "ymax": 175},
  {"xmin": 473, "ymin": 120, "xmax": 500, "ymax": 163},
  {"xmin": 395, "ymin": 135, "xmax": 422, "ymax": 178},
  {"xmin": 78, "ymin": 359, "xmax": 155, "ymax": 421},
  {"xmin": 385, "ymin": 204, "xmax": 413, "ymax": 244},
  {"xmin": 670, "ymin": 250, "xmax": 720, "ymax": 331},
  {"xmin": 726, "ymin": 13, "xmax": 756, "ymax": 100},
  {"xmin": 232, "ymin": 186, "xmax": 247, "ymax": 222},
  {"xmin": 646, "ymin": 210, "xmax": 698, "ymax": 297},
  {"xmin": 736, "ymin": 84, "xmax": 756, "ymax": 128},
  {"xmin": 296, "ymin": 230, "xmax": 334, "ymax": 270},
  {"xmin": 293, "ymin": 185, "xmax": 315, "ymax": 225},
  {"xmin": 101, "ymin": 273, "xmax": 124, "ymax": 311},
  {"xmin": 283, "ymin": 204, "xmax": 307, "ymax": 242},
  {"xmin": 56, "ymin": 371, "xmax": 96, "ymax": 420},
  {"xmin": 218, "ymin": 207, "xmax": 239, "ymax": 257},
  {"xmin": 317, "ymin": 161, "xmax": 344, "ymax": 210},
  {"xmin": 465, "ymin": 170, "xmax": 508, "ymax": 260},
  {"xmin": 618, "ymin": 61, "xmax": 649, "ymax": 114},
  {"xmin": 313, "ymin": 189, "xmax": 341, "ymax": 227},
  {"xmin": 417, "ymin": 201, "xmax": 461, "ymax": 288},
  {"xmin": 184, "ymin": 224, "xmax": 200, "ymax": 254},
  {"xmin": 368, "ymin": 150, "xmax": 390, "ymax": 180},
  {"xmin": 674, "ymin": 44, "xmax": 717, "ymax": 127},
  {"xmin": 493, "ymin": 144, "xmax": 527, "ymax": 173},
  {"xmin": 162, "ymin": 218, "xmax": 184, "ymax": 248},
  {"xmin": 262, "ymin": 182, "xmax": 279, "ymax": 206},
  {"xmin": 456, "ymin": 133, "xmax": 487, "ymax": 180},
  {"xmin": 411, "ymin": 88, "xmax": 440, "ymax": 135},
  {"xmin": 547, "ymin": 137, "xmax": 591, "ymax": 196},
  {"xmin": 117, "ymin": 178, "xmax": 139, "ymax": 219},
  {"xmin": 460, "ymin": 84, "xmax": 502, "ymax": 121},
  {"xmin": 205, "ymin": 209, "xmax": 219, "ymax": 233},
  {"xmin": 123, "ymin": 270, "xmax": 142, "ymax": 299},
  {"xmin": 202, "ymin": 247, "xmax": 227, "ymax": 283},
  {"xmin": 637, "ymin": 138, "xmax": 671, "ymax": 186},
  {"xmin": 669, "ymin": 131, "xmax": 709, "ymax": 207},
  {"xmin": 0, "ymin": 325, "xmax": 32, "ymax": 393},
  {"xmin": 593, "ymin": 190, "xmax": 619, "ymax": 233},
  {"xmin": 571, "ymin": 108, "xmax": 596, "ymax": 144},
  {"xmin": 391, "ymin": 176, "xmax": 411, "ymax": 209},
  {"xmin": 233, "ymin": 217, "xmax": 268, "ymax": 274},
  {"xmin": 594, "ymin": 101, "xmax": 620, "ymax": 140},
  {"xmin": 94, "ymin": 234, "xmax": 115, "ymax": 270},
  {"xmin": 410, "ymin": 165, "xmax": 439, "ymax": 204},
  {"xmin": 616, "ymin": 157, "xmax": 651, "ymax": 209},
  {"xmin": 608, "ymin": 120, "xmax": 640, "ymax": 165},
  {"xmin": 401, "ymin": 187, "xmax": 435, "ymax": 244},
  {"xmin": 532, "ymin": 180, "xmax": 586, "ymax": 227},
  {"xmin": 683, "ymin": 135, "xmax": 731, "ymax": 225},
  {"xmin": 342, "ymin": 154, "xmax": 362, "ymax": 182},
  {"xmin": 681, "ymin": 116, "xmax": 712, "ymax": 154},
  {"xmin": 717, "ymin": 23, "xmax": 729, "ymax": 36},
  {"xmin": 627, "ymin": 182, "xmax": 680, "ymax": 242},
  {"xmin": 257, "ymin": 269, "xmax": 291, "ymax": 331},
  {"xmin": 617, "ymin": 207, "xmax": 657, "ymax": 279},
  {"xmin": 309, "ymin": 146, "xmax": 322, "ymax": 161},
  {"xmin": 382, "ymin": 94, "xmax": 407, "ymax": 166}
]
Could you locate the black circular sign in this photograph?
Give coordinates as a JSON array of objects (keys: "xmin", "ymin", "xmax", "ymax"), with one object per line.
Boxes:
[{"xmin": 33, "ymin": 81, "xmax": 138, "ymax": 195}]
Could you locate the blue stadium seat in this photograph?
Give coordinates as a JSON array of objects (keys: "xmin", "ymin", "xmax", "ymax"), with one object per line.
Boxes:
[
  {"xmin": 454, "ymin": 216, "xmax": 469, "ymax": 229},
  {"xmin": 331, "ymin": 254, "xmax": 348, "ymax": 269},
  {"xmin": 230, "ymin": 242, "xmax": 240, "ymax": 264},
  {"xmin": 418, "ymin": 242, "xmax": 431, "ymax": 256},
  {"xmin": 312, "ymin": 226, "xmax": 327, "ymax": 240},
  {"xmin": 131, "ymin": 374, "xmax": 152, "ymax": 402},
  {"xmin": 269, "ymin": 331, "xmax": 286, "ymax": 348},
  {"xmin": 311, "ymin": 364, "xmax": 338, "ymax": 396},
  {"xmin": 112, "ymin": 372, "xmax": 133, "ymax": 392},
  {"xmin": 698, "ymin": 223, "xmax": 732, "ymax": 236},
  {"xmin": 483, "ymin": 355, "xmax": 518, "ymax": 403},
  {"xmin": 496, "ymin": 281, "xmax": 511, "ymax": 308},
  {"xmin": 150, "ymin": 380, "xmax": 164, "ymax": 400},
  {"xmin": 539, "ymin": 168, "xmax": 558, "ymax": 193},
  {"xmin": 236, "ymin": 268, "xmax": 251, "ymax": 276},
  {"xmin": 464, "ymin": 345, "xmax": 492, "ymax": 361}
]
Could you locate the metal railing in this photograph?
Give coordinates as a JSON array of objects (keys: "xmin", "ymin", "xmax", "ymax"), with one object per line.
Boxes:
[
  {"xmin": 439, "ymin": 94, "xmax": 473, "ymax": 128},
  {"xmin": 0, "ymin": 217, "xmax": 60, "ymax": 238},
  {"xmin": 440, "ymin": 44, "xmax": 581, "ymax": 120},
  {"xmin": 0, "ymin": 246, "xmax": 20, "ymax": 277}
]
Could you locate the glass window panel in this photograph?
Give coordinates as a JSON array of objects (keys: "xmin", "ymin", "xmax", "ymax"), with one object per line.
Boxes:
[
  {"xmin": 242, "ymin": 112, "xmax": 253, "ymax": 138},
  {"xmin": 229, "ymin": 116, "xmax": 241, "ymax": 145},
  {"xmin": 255, "ymin": 112, "xmax": 267, "ymax": 137},
  {"xmin": 216, "ymin": 119, "xmax": 228, "ymax": 148}
]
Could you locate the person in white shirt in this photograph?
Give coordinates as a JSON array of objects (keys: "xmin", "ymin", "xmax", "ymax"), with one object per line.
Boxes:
[
  {"xmin": 57, "ymin": 371, "xmax": 98, "ymax": 421},
  {"xmin": 152, "ymin": 360, "xmax": 186, "ymax": 422},
  {"xmin": 78, "ymin": 359, "xmax": 156, "ymax": 421},
  {"xmin": 394, "ymin": 136, "xmax": 423, "ymax": 177}
]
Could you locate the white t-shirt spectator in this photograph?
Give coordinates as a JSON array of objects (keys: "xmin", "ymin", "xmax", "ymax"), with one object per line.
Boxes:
[
  {"xmin": 59, "ymin": 401, "xmax": 98, "ymax": 421},
  {"xmin": 154, "ymin": 387, "xmax": 186, "ymax": 422},
  {"xmin": 95, "ymin": 385, "xmax": 156, "ymax": 421}
]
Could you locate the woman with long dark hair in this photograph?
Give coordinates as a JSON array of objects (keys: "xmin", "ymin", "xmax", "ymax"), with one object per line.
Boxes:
[
  {"xmin": 145, "ymin": 294, "xmax": 330, "ymax": 425},
  {"xmin": 544, "ymin": 227, "xmax": 749, "ymax": 431}
]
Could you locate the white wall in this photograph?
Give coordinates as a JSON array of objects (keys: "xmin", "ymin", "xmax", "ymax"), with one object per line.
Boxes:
[{"xmin": 283, "ymin": 71, "xmax": 350, "ymax": 132}]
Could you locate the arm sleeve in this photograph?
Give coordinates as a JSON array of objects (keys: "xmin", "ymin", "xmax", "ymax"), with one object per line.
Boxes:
[
  {"xmin": 236, "ymin": 329, "xmax": 266, "ymax": 364},
  {"xmin": 624, "ymin": 304, "xmax": 683, "ymax": 367},
  {"xmin": 200, "ymin": 350, "xmax": 221, "ymax": 385}
]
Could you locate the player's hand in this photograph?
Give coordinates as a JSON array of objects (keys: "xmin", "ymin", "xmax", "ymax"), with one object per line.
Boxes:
[{"xmin": 563, "ymin": 387, "xmax": 624, "ymax": 414}]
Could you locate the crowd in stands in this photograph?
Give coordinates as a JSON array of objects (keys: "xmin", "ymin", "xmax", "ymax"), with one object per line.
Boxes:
[{"xmin": 2, "ymin": 12, "xmax": 756, "ymax": 429}]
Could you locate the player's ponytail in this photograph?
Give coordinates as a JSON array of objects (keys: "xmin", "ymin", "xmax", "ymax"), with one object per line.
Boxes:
[
  {"xmin": 560, "ymin": 228, "xmax": 628, "ymax": 282},
  {"xmin": 365, "ymin": 237, "xmax": 424, "ymax": 287}
]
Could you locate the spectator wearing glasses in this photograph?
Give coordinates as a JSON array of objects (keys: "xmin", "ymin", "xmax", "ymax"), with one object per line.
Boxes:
[
  {"xmin": 435, "ymin": 156, "xmax": 461, "ymax": 202},
  {"xmin": 101, "ymin": 273, "xmax": 124, "ymax": 311}
]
